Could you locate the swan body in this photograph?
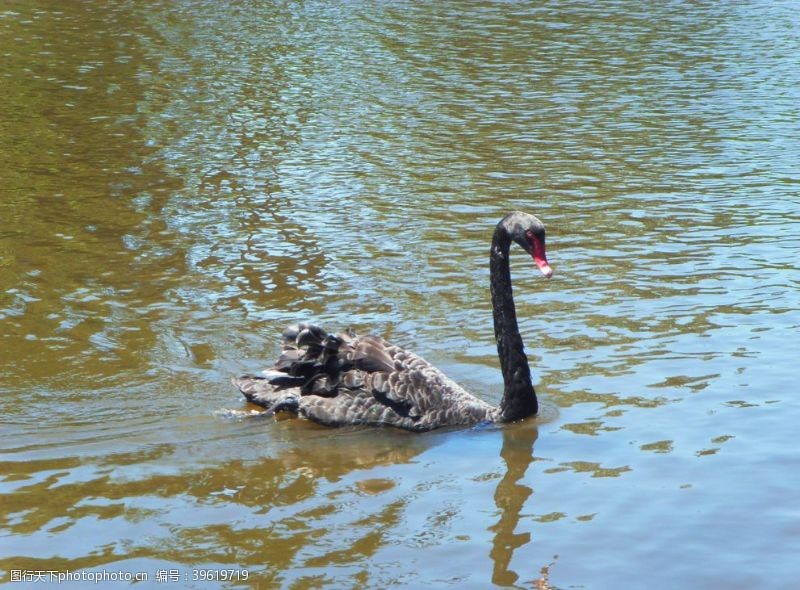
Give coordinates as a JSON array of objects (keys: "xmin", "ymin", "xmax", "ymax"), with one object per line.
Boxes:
[{"xmin": 233, "ymin": 211, "xmax": 553, "ymax": 432}]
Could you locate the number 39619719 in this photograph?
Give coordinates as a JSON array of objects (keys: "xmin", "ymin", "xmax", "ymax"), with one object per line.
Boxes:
[{"xmin": 192, "ymin": 569, "xmax": 249, "ymax": 581}]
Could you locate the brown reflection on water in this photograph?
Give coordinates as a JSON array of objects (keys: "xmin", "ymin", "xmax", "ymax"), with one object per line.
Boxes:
[
  {"xmin": 0, "ymin": 423, "xmax": 431, "ymax": 584},
  {"xmin": 1, "ymin": 418, "xmax": 557, "ymax": 587},
  {"xmin": 0, "ymin": 1, "xmax": 185, "ymax": 388},
  {"xmin": 128, "ymin": 1, "xmax": 341, "ymax": 322}
]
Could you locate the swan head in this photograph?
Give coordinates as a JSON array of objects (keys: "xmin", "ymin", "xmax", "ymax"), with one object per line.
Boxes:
[{"xmin": 500, "ymin": 211, "xmax": 554, "ymax": 278}]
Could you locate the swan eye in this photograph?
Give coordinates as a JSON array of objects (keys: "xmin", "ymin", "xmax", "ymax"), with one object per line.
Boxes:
[{"xmin": 523, "ymin": 229, "xmax": 541, "ymax": 249}]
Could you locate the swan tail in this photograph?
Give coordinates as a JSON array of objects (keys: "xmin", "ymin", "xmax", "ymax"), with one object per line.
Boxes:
[
  {"xmin": 232, "ymin": 375, "xmax": 301, "ymax": 415},
  {"xmin": 234, "ymin": 322, "xmax": 354, "ymax": 411}
]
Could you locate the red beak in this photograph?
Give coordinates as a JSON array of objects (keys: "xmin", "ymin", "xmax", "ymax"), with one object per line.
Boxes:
[{"xmin": 527, "ymin": 231, "xmax": 554, "ymax": 278}]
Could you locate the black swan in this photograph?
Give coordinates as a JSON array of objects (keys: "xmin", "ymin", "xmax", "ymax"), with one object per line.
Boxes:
[{"xmin": 233, "ymin": 211, "xmax": 553, "ymax": 432}]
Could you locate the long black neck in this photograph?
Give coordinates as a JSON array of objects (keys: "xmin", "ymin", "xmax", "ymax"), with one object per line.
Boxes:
[{"xmin": 490, "ymin": 224, "xmax": 538, "ymax": 421}]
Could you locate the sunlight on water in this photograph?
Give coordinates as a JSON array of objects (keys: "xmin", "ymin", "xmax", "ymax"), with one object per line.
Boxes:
[{"xmin": 2, "ymin": 1, "xmax": 800, "ymax": 588}]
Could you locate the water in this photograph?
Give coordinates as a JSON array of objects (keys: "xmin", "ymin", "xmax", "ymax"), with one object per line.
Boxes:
[{"xmin": 2, "ymin": 1, "xmax": 799, "ymax": 588}]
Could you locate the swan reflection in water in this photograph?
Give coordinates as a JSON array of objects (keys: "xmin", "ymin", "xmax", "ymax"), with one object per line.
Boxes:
[
  {"xmin": 0, "ymin": 416, "xmax": 549, "ymax": 587},
  {"xmin": 219, "ymin": 415, "xmax": 549, "ymax": 587},
  {"xmin": 490, "ymin": 421, "xmax": 552, "ymax": 588}
]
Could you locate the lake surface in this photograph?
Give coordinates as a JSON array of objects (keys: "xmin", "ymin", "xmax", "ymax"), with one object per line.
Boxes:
[{"xmin": 2, "ymin": 1, "xmax": 799, "ymax": 588}]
